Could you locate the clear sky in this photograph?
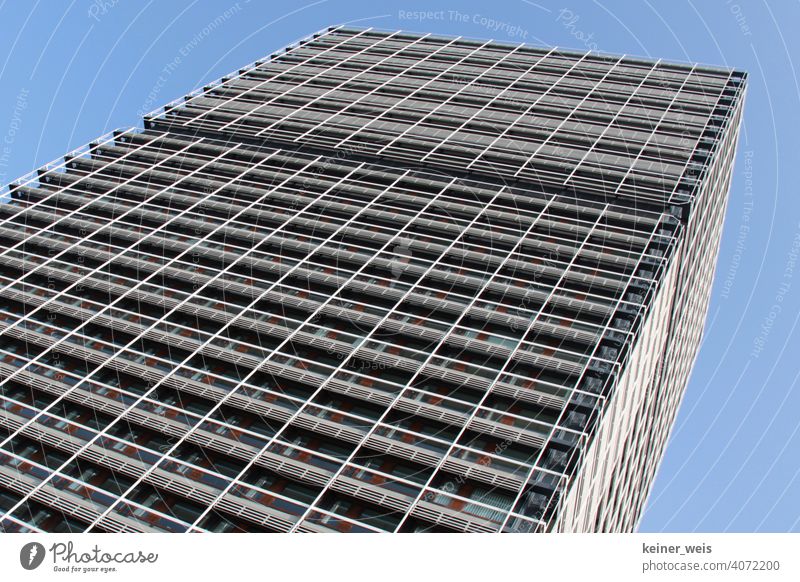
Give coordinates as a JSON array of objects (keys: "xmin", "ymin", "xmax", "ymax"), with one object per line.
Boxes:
[{"xmin": 0, "ymin": 0, "xmax": 796, "ymax": 532}]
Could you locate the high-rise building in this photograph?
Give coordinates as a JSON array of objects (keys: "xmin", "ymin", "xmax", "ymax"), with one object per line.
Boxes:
[{"xmin": 0, "ymin": 26, "xmax": 745, "ymax": 533}]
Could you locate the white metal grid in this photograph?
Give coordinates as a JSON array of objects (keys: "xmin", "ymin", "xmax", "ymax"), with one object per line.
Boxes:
[{"xmin": 0, "ymin": 27, "xmax": 745, "ymax": 533}]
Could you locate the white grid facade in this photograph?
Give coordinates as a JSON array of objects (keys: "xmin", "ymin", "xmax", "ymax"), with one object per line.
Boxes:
[{"xmin": 0, "ymin": 27, "xmax": 745, "ymax": 533}]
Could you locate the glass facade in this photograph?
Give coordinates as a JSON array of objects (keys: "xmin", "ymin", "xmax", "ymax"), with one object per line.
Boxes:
[{"xmin": 0, "ymin": 26, "xmax": 745, "ymax": 532}]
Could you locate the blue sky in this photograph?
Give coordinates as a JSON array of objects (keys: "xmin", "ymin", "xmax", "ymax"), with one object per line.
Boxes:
[{"xmin": 0, "ymin": 0, "xmax": 796, "ymax": 532}]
